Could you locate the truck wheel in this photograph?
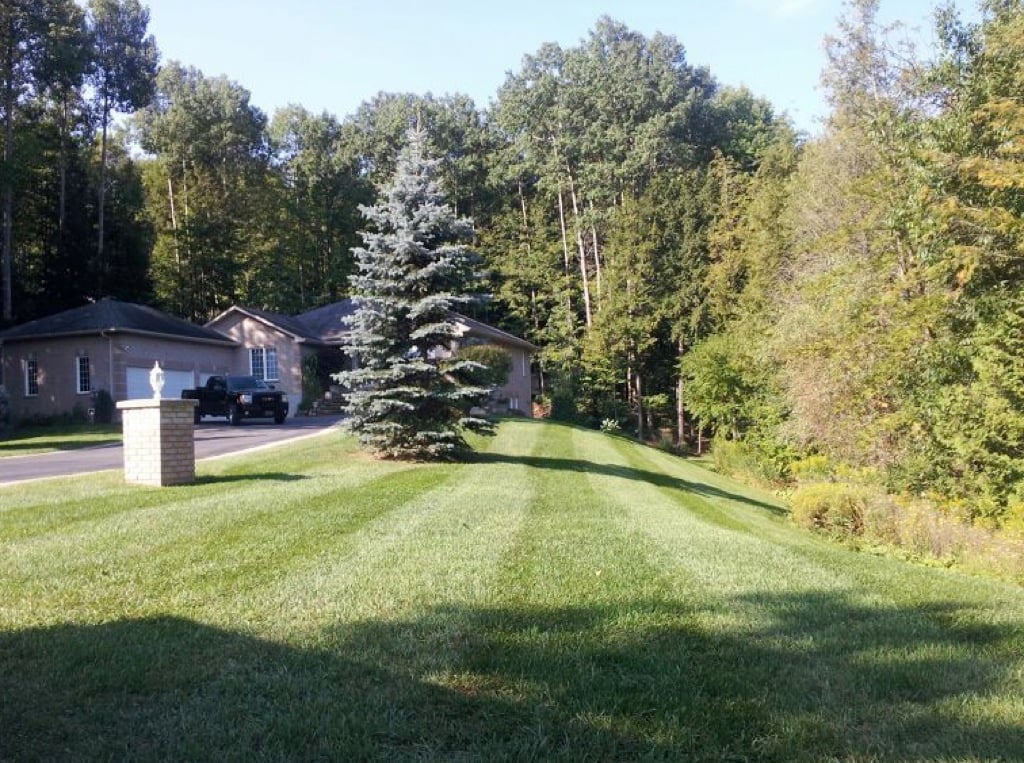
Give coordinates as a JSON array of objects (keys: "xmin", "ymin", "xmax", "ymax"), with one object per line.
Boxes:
[
  {"xmin": 193, "ymin": 408, "xmax": 201, "ymax": 425},
  {"xmin": 274, "ymin": 410, "xmax": 286, "ymax": 425},
  {"xmin": 228, "ymin": 404, "xmax": 242, "ymax": 426}
]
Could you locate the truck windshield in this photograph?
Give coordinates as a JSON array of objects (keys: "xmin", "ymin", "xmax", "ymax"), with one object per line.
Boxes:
[{"xmin": 226, "ymin": 375, "xmax": 269, "ymax": 390}]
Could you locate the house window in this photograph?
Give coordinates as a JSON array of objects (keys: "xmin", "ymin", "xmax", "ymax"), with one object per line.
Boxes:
[
  {"xmin": 76, "ymin": 355, "xmax": 91, "ymax": 394},
  {"xmin": 25, "ymin": 358, "xmax": 38, "ymax": 397},
  {"xmin": 249, "ymin": 347, "xmax": 279, "ymax": 382}
]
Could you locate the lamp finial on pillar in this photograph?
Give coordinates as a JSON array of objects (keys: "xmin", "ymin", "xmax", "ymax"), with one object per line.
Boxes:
[{"xmin": 149, "ymin": 361, "xmax": 165, "ymax": 399}]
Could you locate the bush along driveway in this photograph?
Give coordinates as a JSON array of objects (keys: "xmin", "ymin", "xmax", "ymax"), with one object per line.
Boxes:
[{"xmin": 1, "ymin": 419, "xmax": 1022, "ymax": 760}]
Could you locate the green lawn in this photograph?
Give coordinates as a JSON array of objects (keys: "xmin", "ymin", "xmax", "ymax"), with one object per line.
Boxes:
[
  {"xmin": 2, "ymin": 420, "xmax": 1022, "ymax": 761},
  {"xmin": 0, "ymin": 423, "xmax": 121, "ymax": 457}
]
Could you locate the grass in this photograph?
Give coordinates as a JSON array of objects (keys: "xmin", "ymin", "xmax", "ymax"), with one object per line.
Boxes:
[
  {"xmin": 1, "ymin": 419, "xmax": 1022, "ymax": 761},
  {"xmin": 0, "ymin": 423, "xmax": 121, "ymax": 457}
]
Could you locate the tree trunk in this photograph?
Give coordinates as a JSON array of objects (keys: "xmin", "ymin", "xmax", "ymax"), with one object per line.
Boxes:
[
  {"xmin": 565, "ymin": 167, "xmax": 592, "ymax": 327},
  {"xmin": 676, "ymin": 339, "xmax": 686, "ymax": 447},
  {"xmin": 556, "ymin": 185, "xmax": 571, "ymax": 274},
  {"xmin": 96, "ymin": 94, "xmax": 109, "ymax": 293},
  {"xmin": 555, "ymin": 185, "xmax": 574, "ymax": 329},
  {"xmin": 635, "ymin": 370, "xmax": 644, "ymax": 442},
  {"xmin": 58, "ymin": 95, "xmax": 68, "ymax": 242},
  {"xmin": 588, "ymin": 200, "xmax": 602, "ymax": 304},
  {"xmin": 55, "ymin": 88, "xmax": 75, "ymax": 282},
  {"xmin": 166, "ymin": 175, "xmax": 178, "ymax": 259},
  {"xmin": 518, "ymin": 180, "xmax": 529, "ymax": 231},
  {"xmin": 1, "ymin": 41, "xmax": 15, "ymax": 323}
]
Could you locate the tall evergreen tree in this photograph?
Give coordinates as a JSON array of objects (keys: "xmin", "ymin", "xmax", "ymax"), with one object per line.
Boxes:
[{"xmin": 337, "ymin": 128, "xmax": 490, "ymax": 459}]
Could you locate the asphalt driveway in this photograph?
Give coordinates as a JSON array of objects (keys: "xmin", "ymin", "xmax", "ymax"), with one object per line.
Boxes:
[{"xmin": 0, "ymin": 415, "xmax": 344, "ymax": 487}]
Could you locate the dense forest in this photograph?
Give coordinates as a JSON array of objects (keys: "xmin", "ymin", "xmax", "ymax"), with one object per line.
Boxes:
[{"xmin": 3, "ymin": 1, "xmax": 1024, "ymax": 546}]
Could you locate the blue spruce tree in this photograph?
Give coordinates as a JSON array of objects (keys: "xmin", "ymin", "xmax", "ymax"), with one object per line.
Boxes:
[{"xmin": 336, "ymin": 128, "xmax": 491, "ymax": 458}]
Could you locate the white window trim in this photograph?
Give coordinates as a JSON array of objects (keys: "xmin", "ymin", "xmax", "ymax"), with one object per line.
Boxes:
[
  {"xmin": 24, "ymin": 358, "xmax": 38, "ymax": 397},
  {"xmin": 76, "ymin": 355, "xmax": 91, "ymax": 395},
  {"xmin": 249, "ymin": 347, "xmax": 279, "ymax": 382}
]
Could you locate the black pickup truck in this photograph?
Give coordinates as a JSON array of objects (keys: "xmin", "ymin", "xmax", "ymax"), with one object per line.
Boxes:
[{"xmin": 182, "ymin": 375, "xmax": 289, "ymax": 425}]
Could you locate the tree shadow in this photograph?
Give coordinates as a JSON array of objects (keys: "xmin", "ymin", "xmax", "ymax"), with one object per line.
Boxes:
[
  {"xmin": 191, "ymin": 473, "xmax": 307, "ymax": 486},
  {"xmin": 2, "ymin": 591, "xmax": 1019, "ymax": 760},
  {"xmin": 471, "ymin": 450, "xmax": 785, "ymax": 515},
  {"xmin": 0, "ymin": 438, "xmax": 121, "ymax": 455}
]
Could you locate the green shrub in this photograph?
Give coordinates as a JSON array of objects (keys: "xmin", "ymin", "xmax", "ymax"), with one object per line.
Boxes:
[
  {"xmin": 92, "ymin": 389, "xmax": 114, "ymax": 424},
  {"xmin": 301, "ymin": 355, "xmax": 324, "ymax": 410},
  {"xmin": 710, "ymin": 432, "xmax": 794, "ymax": 485},
  {"xmin": 0, "ymin": 385, "xmax": 9, "ymax": 434},
  {"xmin": 790, "ymin": 454, "xmax": 833, "ymax": 482},
  {"xmin": 712, "ymin": 436, "xmax": 758, "ymax": 476},
  {"xmin": 791, "ymin": 482, "xmax": 869, "ymax": 537},
  {"xmin": 455, "ymin": 344, "xmax": 512, "ymax": 388},
  {"xmin": 550, "ymin": 390, "xmax": 578, "ymax": 422}
]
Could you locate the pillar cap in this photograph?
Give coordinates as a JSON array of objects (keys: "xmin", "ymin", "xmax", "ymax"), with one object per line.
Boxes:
[{"xmin": 117, "ymin": 398, "xmax": 198, "ymax": 410}]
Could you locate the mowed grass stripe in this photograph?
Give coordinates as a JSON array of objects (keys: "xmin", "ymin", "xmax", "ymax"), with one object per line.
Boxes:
[
  {"xmin": 491, "ymin": 422, "xmax": 675, "ymax": 607},
  {"xmin": 589, "ymin": 427, "xmax": 1024, "ymax": 760},
  {"xmin": 577, "ymin": 428, "xmax": 851, "ymax": 604},
  {"xmin": 255, "ymin": 421, "xmax": 541, "ymax": 644},
  {"xmin": 2, "ymin": 420, "xmax": 1023, "ymax": 761},
  {"xmin": 0, "ymin": 436, "xmax": 372, "ymax": 542},
  {"xmin": 458, "ymin": 422, "xmax": 728, "ymax": 758},
  {"xmin": 0, "ymin": 440, "xmax": 440, "ymax": 627}
]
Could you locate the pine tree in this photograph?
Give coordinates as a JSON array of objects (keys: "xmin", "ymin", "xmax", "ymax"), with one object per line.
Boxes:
[{"xmin": 336, "ymin": 128, "xmax": 490, "ymax": 459}]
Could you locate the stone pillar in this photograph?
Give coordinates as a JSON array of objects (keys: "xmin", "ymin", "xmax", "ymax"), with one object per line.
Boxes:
[{"xmin": 116, "ymin": 398, "xmax": 198, "ymax": 486}]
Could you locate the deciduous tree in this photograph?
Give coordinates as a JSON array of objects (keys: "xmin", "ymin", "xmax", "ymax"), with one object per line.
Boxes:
[{"xmin": 87, "ymin": 0, "xmax": 158, "ymax": 290}]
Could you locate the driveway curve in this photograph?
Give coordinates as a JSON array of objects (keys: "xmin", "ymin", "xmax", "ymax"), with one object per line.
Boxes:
[{"xmin": 0, "ymin": 415, "xmax": 344, "ymax": 487}]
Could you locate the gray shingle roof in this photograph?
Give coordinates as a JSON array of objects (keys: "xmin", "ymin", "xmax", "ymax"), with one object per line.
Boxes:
[
  {"xmin": 452, "ymin": 313, "xmax": 540, "ymax": 352},
  {"xmin": 296, "ymin": 299, "xmax": 357, "ymax": 342},
  {"xmin": 0, "ymin": 299, "xmax": 236, "ymax": 345},
  {"xmin": 291, "ymin": 299, "xmax": 538, "ymax": 352}
]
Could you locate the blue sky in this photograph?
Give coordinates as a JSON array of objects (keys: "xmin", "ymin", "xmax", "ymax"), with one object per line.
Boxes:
[{"xmin": 140, "ymin": 0, "xmax": 975, "ymax": 135}]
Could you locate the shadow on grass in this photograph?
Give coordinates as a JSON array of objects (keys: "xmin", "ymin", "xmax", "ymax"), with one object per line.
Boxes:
[
  {"xmin": 191, "ymin": 472, "xmax": 308, "ymax": 485},
  {"xmin": 0, "ymin": 437, "xmax": 121, "ymax": 455},
  {"xmin": 195, "ymin": 415, "xmax": 344, "ymax": 431},
  {"xmin": 2, "ymin": 591, "xmax": 1019, "ymax": 760},
  {"xmin": 471, "ymin": 450, "xmax": 785, "ymax": 515}
]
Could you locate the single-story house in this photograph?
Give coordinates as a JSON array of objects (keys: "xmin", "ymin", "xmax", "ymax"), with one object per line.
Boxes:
[
  {"xmin": 0, "ymin": 298, "xmax": 537, "ymax": 423},
  {"xmin": 206, "ymin": 300, "xmax": 538, "ymax": 417},
  {"xmin": 0, "ymin": 299, "xmax": 238, "ymax": 423}
]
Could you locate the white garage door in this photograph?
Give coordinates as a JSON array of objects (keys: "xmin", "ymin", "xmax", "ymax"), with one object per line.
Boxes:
[{"xmin": 125, "ymin": 367, "xmax": 195, "ymax": 400}]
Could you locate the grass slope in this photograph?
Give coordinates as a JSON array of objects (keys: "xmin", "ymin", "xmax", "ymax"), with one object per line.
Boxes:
[{"xmin": 1, "ymin": 420, "xmax": 1022, "ymax": 761}]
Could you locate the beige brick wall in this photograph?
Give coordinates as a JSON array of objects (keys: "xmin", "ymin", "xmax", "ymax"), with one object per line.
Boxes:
[
  {"xmin": 207, "ymin": 312, "xmax": 302, "ymax": 414},
  {"xmin": 496, "ymin": 347, "xmax": 533, "ymax": 417},
  {"xmin": 1, "ymin": 336, "xmax": 110, "ymax": 422},
  {"xmin": 1, "ymin": 334, "xmax": 235, "ymax": 423}
]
